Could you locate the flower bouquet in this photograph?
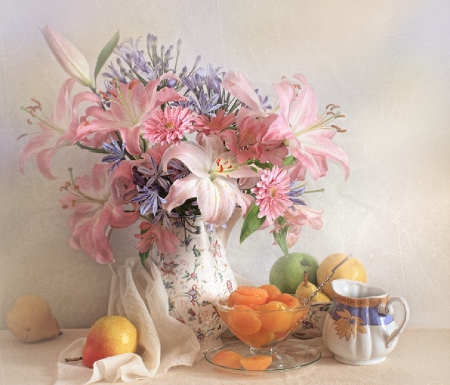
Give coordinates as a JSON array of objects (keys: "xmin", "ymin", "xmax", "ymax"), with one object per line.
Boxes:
[{"xmin": 20, "ymin": 26, "xmax": 349, "ymax": 266}]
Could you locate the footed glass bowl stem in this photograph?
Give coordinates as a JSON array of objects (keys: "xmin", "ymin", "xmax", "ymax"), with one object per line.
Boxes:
[{"xmin": 249, "ymin": 346, "xmax": 294, "ymax": 369}]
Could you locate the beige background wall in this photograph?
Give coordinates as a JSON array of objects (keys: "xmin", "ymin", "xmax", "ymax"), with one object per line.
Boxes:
[{"xmin": 0, "ymin": 0, "xmax": 449, "ymax": 330}]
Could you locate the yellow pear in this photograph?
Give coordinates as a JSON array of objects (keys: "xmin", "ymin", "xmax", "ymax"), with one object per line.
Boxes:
[
  {"xmin": 311, "ymin": 291, "xmax": 331, "ymax": 303},
  {"xmin": 81, "ymin": 315, "xmax": 138, "ymax": 368},
  {"xmin": 7, "ymin": 295, "xmax": 60, "ymax": 342},
  {"xmin": 316, "ymin": 253, "xmax": 367, "ymax": 299},
  {"xmin": 295, "ymin": 272, "xmax": 331, "ymax": 303}
]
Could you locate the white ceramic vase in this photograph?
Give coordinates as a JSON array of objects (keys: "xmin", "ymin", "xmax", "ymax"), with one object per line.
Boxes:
[{"xmin": 150, "ymin": 214, "xmax": 238, "ymax": 350}]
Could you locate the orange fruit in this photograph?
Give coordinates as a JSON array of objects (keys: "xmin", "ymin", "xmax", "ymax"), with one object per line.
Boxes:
[
  {"xmin": 258, "ymin": 301, "xmax": 294, "ymax": 333},
  {"xmin": 228, "ymin": 291, "xmax": 267, "ymax": 307},
  {"xmin": 240, "ymin": 355, "xmax": 272, "ymax": 371},
  {"xmin": 212, "ymin": 350, "xmax": 243, "ymax": 369},
  {"xmin": 258, "ymin": 284, "xmax": 281, "ymax": 302},
  {"xmin": 228, "ymin": 305, "xmax": 262, "ymax": 335},
  {"xmin": 274, "ymin": 293, "xmax": 301, "ymax": 309},
  {"xmin": 243, "ymin": 328, "xmax": 275, "ymax": 348}
]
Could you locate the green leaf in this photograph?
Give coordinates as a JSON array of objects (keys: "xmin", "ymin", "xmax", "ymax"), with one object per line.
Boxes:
[
  {"xmin": 139, "ymin": 227, "xmax": 150, "ymax": 267},
  {"xmin": 139, "ymin": 249, "xmax": 150, "ymax": 267},
  {"xmin": 75, "ymin": 141, "xmax": 108, "ymax": 154},
  {"xmin": 94, "ymin": 29, "xmax": 120, "ymax": 81},
  {"xmin": 273, "ymin": 222, "xmax": 290, "ymax": 256},
  {"xmin": 282, "ymin": 155, "xmax": 296, "ymax": 167},
  {"xmin": 240, "ymin": 204, "xmax": 266, "ymax": 243},
  {"xmin": 252, "ymin": 160, "xmax": 272, "ymax": 170}
]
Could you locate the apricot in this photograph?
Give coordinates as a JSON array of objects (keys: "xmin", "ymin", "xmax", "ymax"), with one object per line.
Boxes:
[
  {"xmin": 228, "ymin": 291, "xmax": 267, "ymax": 307},
  {"xmin": 243, "ymin": 328, "xmax": 275, "ymax": 348},
  {"xmin": 236, "ymin": 286, "xmax": 268, "ymax": 297},
  {"xmin": 258, "ymin": 301, "xmax": 294, "ymax": 333},
  {"xmin": 212, "ymin": 350, "xmax": 243, "ymax": 369},
  {"xmin": 274, "ymin": 293, "xmax": 301, "ymax": 309},
  {"xmin": 274, "ymin": 330, "xmax": 291, "ymax": 341},
  {"xmin": 240, "ymin": 355, "xmax": 272, "ymax": 371},
  {"xmin": 259, "ymin": 284, "xmax": 281, "ymax": 302},
  {"xmin": 228, "ymin": 305, "xmax": 262, "ymax": 335}
]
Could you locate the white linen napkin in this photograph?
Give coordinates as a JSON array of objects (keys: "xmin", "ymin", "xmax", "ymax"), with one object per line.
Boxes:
[{"xmin": 56, "ymin": 257, "xmax": 201, "ymax": 384}]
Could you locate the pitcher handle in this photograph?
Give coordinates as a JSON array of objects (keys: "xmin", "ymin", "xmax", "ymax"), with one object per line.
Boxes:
[{"xmin": 378, "ymin": 296, "xmax": 410, "ymax": 348}]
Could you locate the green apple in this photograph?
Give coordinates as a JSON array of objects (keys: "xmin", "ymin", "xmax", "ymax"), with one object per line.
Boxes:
[{"xmin": 269, "ymin": 253, "xmax": 319, "ymax": 294}]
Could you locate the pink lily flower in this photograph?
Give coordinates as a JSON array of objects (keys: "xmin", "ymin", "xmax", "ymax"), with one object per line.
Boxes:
[
  {"xmin": 195, "ymin": 109, "xmax": 236, "ymax": 136},
  {"xmin": 221, "ymin": 115, "xmax": 287, "ymax": 165},
  {"xmin": 273, "ymin": 206, "xmax": 324, "ymax": 249},
  {"xmin": 160, "ymin": 134, "xmax": 257, "ymax": 227},
  {"xmin": 59, "ymin": 163, "xmax": 139, "ymax": 264},
  {"xmin": 19, "ymin": 79, "xmax": 93, "ymax": 180},
  {"xmin": 263, "ymin": 74, "xmax": 350, "ymax": 180},
  {"xmin": 76, "ymin": 76, "xmax": 185, "ymax": 155},
  {"xmin": 135, "ymin": 221, "xmax": 178, "ymax": 255},
  {"xmin": 41, "ymin": 25, "xmax": 93, "ymax": 88},
  {"xmin": 222, "ymin": 71, "xmax": 268, "ymax": 118}
]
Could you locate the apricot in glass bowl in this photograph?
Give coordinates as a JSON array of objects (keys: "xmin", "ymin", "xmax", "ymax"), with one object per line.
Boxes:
[{"xmin": 215, "ymin": 286, "xmax": 311, "ymax": 370}]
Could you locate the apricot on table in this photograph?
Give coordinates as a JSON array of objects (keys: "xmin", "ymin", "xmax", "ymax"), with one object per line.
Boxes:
[{"xmin": 240, "ymin": 355, "xmax": 273, "ymax": 371}]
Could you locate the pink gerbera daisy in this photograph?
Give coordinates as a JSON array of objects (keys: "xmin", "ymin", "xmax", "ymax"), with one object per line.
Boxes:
[
  {"xmin": 143, "ymin": 106, "xmax": 196, "ymax": 145},
  {"xmin": 252, "ymin": 166, "xmax": 292, "ymax": 223}
]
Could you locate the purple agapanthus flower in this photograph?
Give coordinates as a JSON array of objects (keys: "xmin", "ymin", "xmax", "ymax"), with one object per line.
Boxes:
[
  {"xmin": 137, "ymin": 157, "xmax": 170, "ymax": 190},
  {"xmin": 130, "ymin": 160, "xmax": 171, "ymax": 216},
  {"xmin": 197, "ymin": 64, "xmax": 224, "ymax": 95},
  {"xmin": 288, "ymin": 182, "xmax": 306, "ymax": 207},
  {"xmin": 101, "ymin": 136, "xmax": 126, "ymax": 173},
  {"xmin": 131, "ymin": 185, "xmax": 167, "ymax": 216},
  {"xmin": 255, "ymin": 88, "xmax": 272, "ymax": 110},
  {"xmin": 189, "ymin": 91, "xmax": 223, "ymax": 117},
  {"xmin": 102, "ymin": 34, "xmax": 184, "ymax": 87},
  {"xmin": 167, "ymin": 159, "xmax": 190, "ymax": 181},
  {"xmin": 152, "ymin": 208, "xmax": 179, "ymax": 227}
]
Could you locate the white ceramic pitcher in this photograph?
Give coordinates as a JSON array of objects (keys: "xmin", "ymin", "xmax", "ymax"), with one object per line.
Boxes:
[
  {"xmin": 150, "ymin": 211, "xmax": 239, "ymax": 351},
  {"xmin": 322, "ymin": 279, "xmax": 410, "ymax": 365}
]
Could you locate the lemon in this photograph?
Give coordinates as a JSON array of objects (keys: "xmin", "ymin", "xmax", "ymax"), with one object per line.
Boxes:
[{"xmin": 316, "ymin": 253, "xmax": 367, "ymax": 299}]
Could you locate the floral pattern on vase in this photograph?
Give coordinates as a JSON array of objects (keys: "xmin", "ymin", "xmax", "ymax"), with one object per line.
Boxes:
[{"xmin": 151, "ymin": 216, "xmax": 237, "ymax": 343}]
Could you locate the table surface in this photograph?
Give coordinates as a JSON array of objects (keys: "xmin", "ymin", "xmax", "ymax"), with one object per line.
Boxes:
[{"xmin": 0, "ymin": 328, "xmax": 449, "ymax": 385}]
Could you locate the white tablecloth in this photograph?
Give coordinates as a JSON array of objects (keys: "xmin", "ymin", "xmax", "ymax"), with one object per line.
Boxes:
[{"xmin": 0, "ymin": 328, "xmax": 449, "ymax": 385}]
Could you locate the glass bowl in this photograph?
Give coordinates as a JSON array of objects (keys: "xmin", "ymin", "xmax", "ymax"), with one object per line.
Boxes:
[{"xmin": 215, "ymin": 295, "xmax": 311, "ymax": 370}]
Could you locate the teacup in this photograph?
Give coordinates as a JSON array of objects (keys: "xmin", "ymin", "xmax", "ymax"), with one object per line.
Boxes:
[{"xmin": 294, "ymin": 302, "xmax": 332, "ymax": 339}]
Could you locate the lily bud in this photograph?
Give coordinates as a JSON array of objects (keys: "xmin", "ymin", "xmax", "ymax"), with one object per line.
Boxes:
[{"xmin": 41, "ymin": 25, "xmax": 93, "ymax": 88}]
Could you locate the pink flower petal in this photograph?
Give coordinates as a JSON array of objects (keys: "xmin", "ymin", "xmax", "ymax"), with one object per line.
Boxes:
[
  {"xmin": 222, "ymin": 71, "xmax": 266, "ymax": 116},
  {"xmin": 163, "ymin": 173, "xmax": 200, "ymax": 213},
  {"xmin": 41, "ymin": 25, "xmax": 93, "ymax": 88}
]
